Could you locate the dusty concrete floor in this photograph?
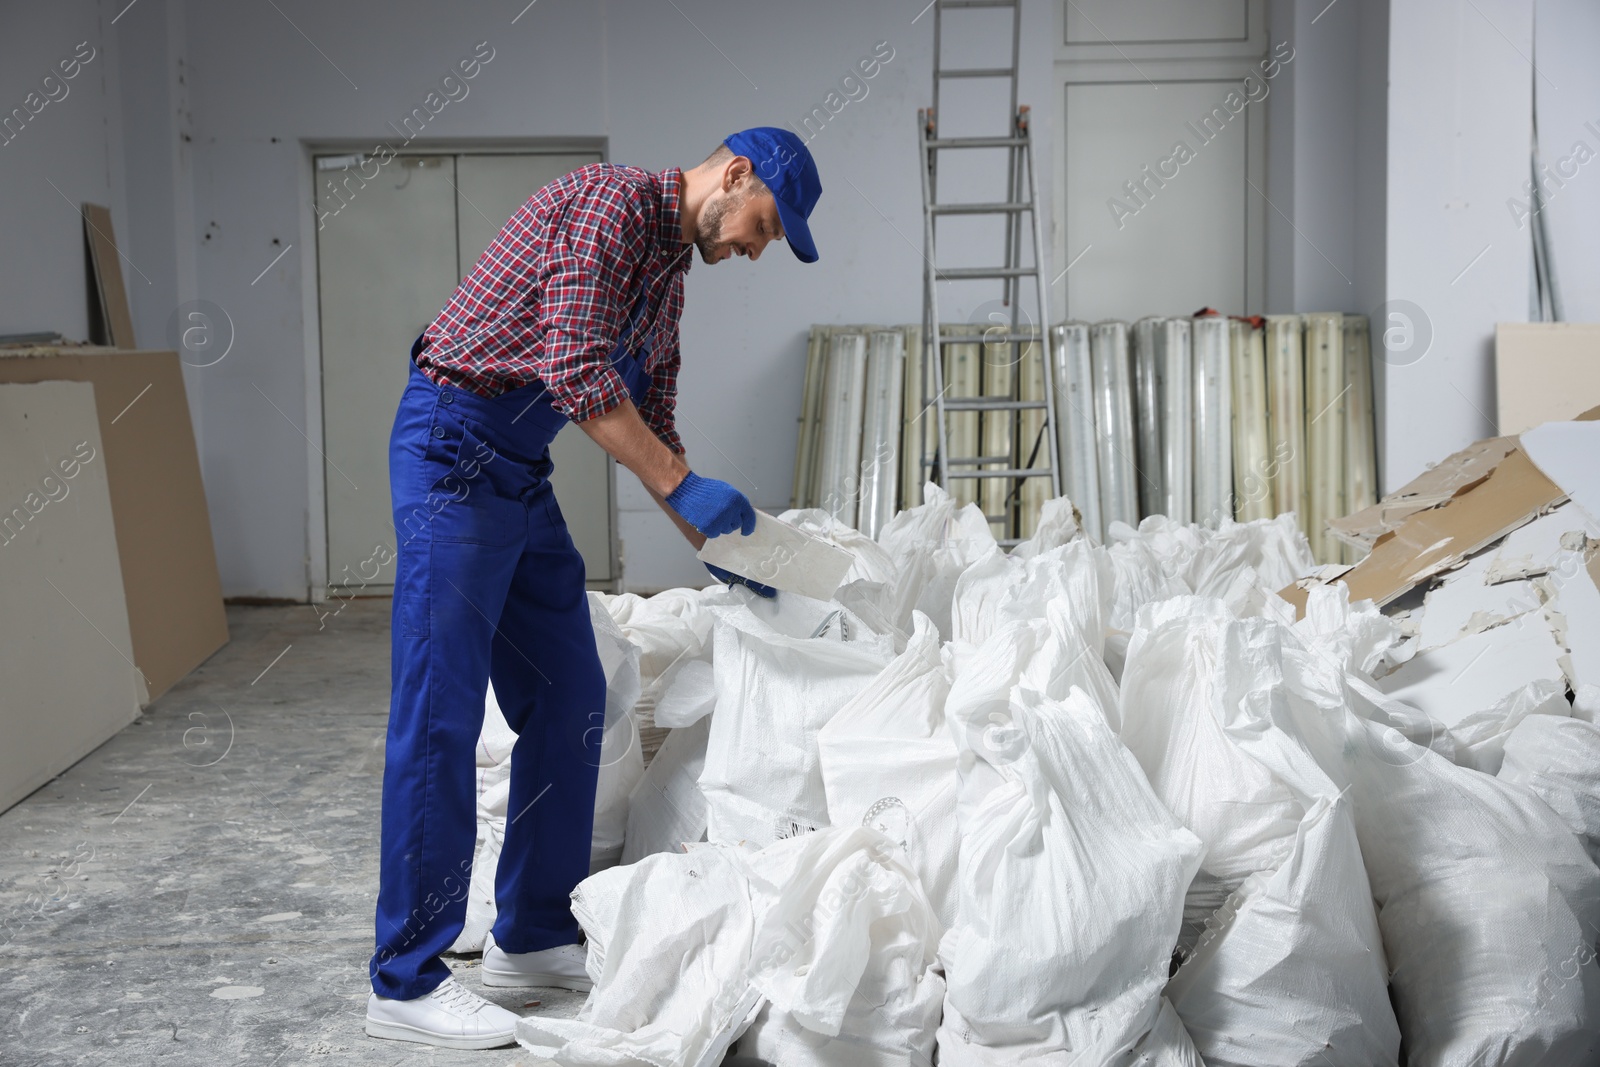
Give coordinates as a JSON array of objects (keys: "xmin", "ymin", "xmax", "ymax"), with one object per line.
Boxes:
[{"xmin": 0, "ymin": 600, "xmax": 583, "ymax": 1066}]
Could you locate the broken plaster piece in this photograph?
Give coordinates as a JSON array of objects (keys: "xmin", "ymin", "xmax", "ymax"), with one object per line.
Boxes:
[{"xmin": 1376, "ymin": 611, "xmax": 1567, "ymax": 729}]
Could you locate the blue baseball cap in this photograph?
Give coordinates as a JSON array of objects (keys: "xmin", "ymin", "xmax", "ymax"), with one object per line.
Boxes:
[{"xmin": 723, "ymin": 126, "xmax": 821, "ymax": 263}]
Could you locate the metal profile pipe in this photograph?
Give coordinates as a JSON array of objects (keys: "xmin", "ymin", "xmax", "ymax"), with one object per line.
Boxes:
[
  {"xmin": 1090, "ymin": 320, "xmax": 1138, "ymax": 532},
  {"xmin": 858, "ymin": 330, "xmax": 905, "ymax": 539},
  {"xmin": 1051, "ymin": 322, "xmax": 1102, "ymax": 541},
  {"xmin": 1265, "ymin": 314, "xmax": 1307, "ymax": 529},
  {"xmin": 1132, "ymin": 317, "xmax": 1165, "ymax": 520},
  {"xmin": 815, "ymin": 331, "xmax": 869, "ymax": 528},
  {"xmin": 1192, "ymin": 315, "xmax": 1233, "ymax": 528}
]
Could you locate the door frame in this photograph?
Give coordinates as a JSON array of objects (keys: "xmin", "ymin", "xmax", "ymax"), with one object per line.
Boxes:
[
  {"xmin": 297, "ymin": 137, "xmax": 608, "ymax": 604},
  {"xmin": 1048, "ymin": 0, "xmax": 1269, "ymax": 321}
]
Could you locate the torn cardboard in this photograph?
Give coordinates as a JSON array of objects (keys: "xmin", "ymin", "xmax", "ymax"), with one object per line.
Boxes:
[
  {"xmin": 1327, "ymin": 436, "xmax": 1518, "ymax": 550},
  {"xmin": 1282, "ymin": 447, "xmax": 1566, "ymax": 616}
]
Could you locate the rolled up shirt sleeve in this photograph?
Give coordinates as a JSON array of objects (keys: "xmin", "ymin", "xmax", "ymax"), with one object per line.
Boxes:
[
  {"xmin": 532, "ymin": 182, "xmax": 651, "ymax": 424},
  {"xmin": 637, "ymin": 311, "xmax": 684, "ymax": 453}
]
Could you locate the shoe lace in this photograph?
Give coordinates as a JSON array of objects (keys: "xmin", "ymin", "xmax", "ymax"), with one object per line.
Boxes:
[{"xmin": 429, "ymin": 979, "xmax": 485, "ymax": 1015}]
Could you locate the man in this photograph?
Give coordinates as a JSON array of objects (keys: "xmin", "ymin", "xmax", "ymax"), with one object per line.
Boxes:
[{"xmin": 364, "ymin": 127, "xmax": 821, "ymax": 1049}]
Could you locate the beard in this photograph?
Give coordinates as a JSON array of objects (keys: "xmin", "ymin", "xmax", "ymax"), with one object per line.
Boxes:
[{"xmin": 694, "ymin": 187, "xmax": 745, "ymax": 264}]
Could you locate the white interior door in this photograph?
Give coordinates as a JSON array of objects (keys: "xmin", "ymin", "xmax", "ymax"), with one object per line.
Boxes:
[
  {"xmin": 1054, "ymin": 0, "xmax": 1266, "ymax": 322},
  {"xmin": 1063, "ymin": 79, "xmax": 1251, "ymax": 320},
  {"xmin": 316, "ymin": 155, "xmax": 459, "ymax": 591},
  {"xmin": 453, "ymin": 153, "xmax": 614, "ymax": 586}
]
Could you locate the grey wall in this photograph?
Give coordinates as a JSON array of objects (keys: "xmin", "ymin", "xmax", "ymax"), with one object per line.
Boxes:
[{"xmin": 6, "ymin": 0, "xmax": 1597, "ymax": 597}]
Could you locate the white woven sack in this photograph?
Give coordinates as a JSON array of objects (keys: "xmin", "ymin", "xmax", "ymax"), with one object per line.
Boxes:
[
  {"xmin": 700, "ymin": 607, "xmax": 893, "ymax": 848},
  {"xmin": 818, "ymin": 612, "xmax": 961, "ymax": 932},
  {"xmin": 937, "ymin": 683, "xmax": 1204, "ymax": 1065}
]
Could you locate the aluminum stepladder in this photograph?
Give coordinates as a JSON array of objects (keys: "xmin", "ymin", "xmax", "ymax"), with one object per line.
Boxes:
[{"xmin": 917, "ymin": 0, "xmax": 1060, "ymax": 546}]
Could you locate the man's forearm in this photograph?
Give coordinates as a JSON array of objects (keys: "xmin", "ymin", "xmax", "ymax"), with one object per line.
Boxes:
[
  {"xmin": 577, "ymin": 397, "xmax": 689, "ymax": 499},
  {"xmin": 647, "ymin": 484, "xmax": 706, "ymax": 550},
  {"xmin": 578, "ymin": 400, "xmax": 706, "ymax": 548}
]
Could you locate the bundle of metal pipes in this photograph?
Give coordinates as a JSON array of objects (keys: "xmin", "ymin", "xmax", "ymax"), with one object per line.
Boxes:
[{"xmin": 793, "ymin": 313, "xmax": 1376, "ymax": 563}]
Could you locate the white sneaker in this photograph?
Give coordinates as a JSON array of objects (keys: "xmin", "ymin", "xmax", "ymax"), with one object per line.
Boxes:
[
  {"xmin": 482, "ymin": 931, "xmax": 593, "ymax": 991},
  {"xmin": 365, "ymin": 977, "xmax": 518, "ymax": 1049}
]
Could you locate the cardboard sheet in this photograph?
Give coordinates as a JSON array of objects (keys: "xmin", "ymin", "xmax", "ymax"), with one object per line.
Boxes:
[
  {"xmin": 0, "ymin": 348, "xmax": 228, "ymax": 700},
  {"xmin": 697, "ymin": 510, "xmax": 854, "ymax": 602},
  {"xmin": 0, "ymin": 381, "xmax": 144, "ymax": 812},
  {"xmin": 1496, "ymin": 323, "xmax": 1600, "ymax": 436}
]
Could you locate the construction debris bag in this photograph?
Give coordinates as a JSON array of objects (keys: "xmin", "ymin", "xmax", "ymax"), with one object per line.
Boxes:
[
  {"xmin": 875, "ymin": 483, "xmax": 997, "ymax": 639},
  {"xmin": 729, "ymin": 826, "xmax": 945, "ymax": 1067},
  {"xmin": 700, "ymin": 606, "xmax": 894, "ymax": 848},
  {"xmin": 1283, "ymin": 586, "xmax": 1600, "ymax": 1067},
  {"xmin": 1120, "ymin": 598, "xmax": 1304, "ymax": 946},
  {"xmin": 817, "ymin": 612, "xmax": 961, "ymax": 932},
  {"xmin": 622, "ymin": 715, "xmax": 711, "ymax": 865},
  {"xmin": 517, "ymin": 844, "xmax": 764, "ymax": 1067},
  {"xmin": 590, "ymin": 596, "xmax": 645, "ymax": 866},
  {"xmin": 950, "ymin": 540, "xmax": 1114, "ymax": 655},
  {"xmin": 448, "ymin": 683, "xmax": 518, "ymax": 954},
  {"xmin": 1121, "ymin": 598, "xmax": 1399, "ymax": 1066},
  {"xmin": 1500, "ymin": 713, "xmax": 1600, "ymax": 866},
  {"xmin": 780, "ymin": 506, "xmax": 901, "ymax": 586},
  {"xmin": 937, "ymin": 675, "xmax": 1204, "ymax": 1065},
  {"xmin": 1448, "ymin": 677, "xmax": 1571, "ymax": 774}
]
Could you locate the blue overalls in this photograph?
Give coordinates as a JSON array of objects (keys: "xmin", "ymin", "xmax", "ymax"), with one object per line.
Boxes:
[{"xmin": 370, "ymin": 329, "xmax": 650, "ymax": 1000}]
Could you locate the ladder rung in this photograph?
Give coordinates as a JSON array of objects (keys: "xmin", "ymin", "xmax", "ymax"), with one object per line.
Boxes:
[
  {"xmin": 997, "ymin": 538, "xmax": 1025, "ymax": 548},
  {"xmin": 927, "ymin": 136, "xmax": 1027, "ymax": 148},
  {"xmin": 946, "ymin": 454, "xmax": 1019, "ymax": 465},
  {"xmin": 943, "ymin": 399, "xmax": 1047, "ymax": 412},
  {"xmin": 938, "ymin": 67, "xmax": 1015, "ymax": 79},
  {"xmin": 944, "ymin": 468, "xmax": 1055, "ymax": 480},
  {"xmin": 938, "ymin": 331, "xmax": 1039, "ymax": 344},
  {"xmin": 938, "ymin": 0, "xmax": 1018, "ymax": 8},
  {"xmin": 938, "ymin": 266, "xmax": 1034, "ymax": 279},
  {"xmin": 931, "ymin": 201, "xmax": 1031, "ymax": 215}
]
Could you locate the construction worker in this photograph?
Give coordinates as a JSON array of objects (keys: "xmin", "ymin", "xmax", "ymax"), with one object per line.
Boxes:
[{"xmin": 364, "ymin": 127, "xmax": 821, "ymax": 1049}]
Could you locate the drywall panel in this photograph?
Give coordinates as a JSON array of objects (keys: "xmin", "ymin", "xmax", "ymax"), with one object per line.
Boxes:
[
  {"xmin": 0, "ymin": 381, "xmax": 142, "ymax": 813},
  {"xmin": 1496, "ymin": 323, "xmax": 1600, "ymax": 436},
  {"xmin": 0, "ymin": 348, "xmax": 229, "ymax": 701}
]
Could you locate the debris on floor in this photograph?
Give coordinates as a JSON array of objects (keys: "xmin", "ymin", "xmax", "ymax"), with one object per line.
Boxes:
[{"xmin": 475, "ymin": 413, "xmax": 1600, "ymax": 1066}]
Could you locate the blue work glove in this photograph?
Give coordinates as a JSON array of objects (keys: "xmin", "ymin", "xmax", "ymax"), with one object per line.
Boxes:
[
  {"xmin": 665, "ymin": 471, "xmax": 757, "ymax": 538},
  {"xmin": 705, "ymin": 563, "xmax": 777, "ymax": 598}
]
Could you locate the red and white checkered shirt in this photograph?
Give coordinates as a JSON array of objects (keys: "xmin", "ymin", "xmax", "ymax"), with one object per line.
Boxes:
[{"xmin": 417, "ymin": 164, "xmax": 693, "ymax": 452}]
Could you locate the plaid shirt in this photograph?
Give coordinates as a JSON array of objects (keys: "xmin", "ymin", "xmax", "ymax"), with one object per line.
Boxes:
[{"xmin": 417, "ymin": 164, "xmax": 693, "ymax": 452}]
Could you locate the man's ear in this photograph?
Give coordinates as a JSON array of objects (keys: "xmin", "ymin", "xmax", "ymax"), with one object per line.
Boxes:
[{"xmin": 724, "ymin": 154, "xmax": 753, "ymax": 193}]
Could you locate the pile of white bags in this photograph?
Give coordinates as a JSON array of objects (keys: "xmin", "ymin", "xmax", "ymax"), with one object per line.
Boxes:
[
  {"xmin": 448, "ymin": 486, "xmax": 1600, "ymax": 1066},
  {"xmin": 517, "ymin": 826, "xmax": 943, "ymax": 1067}
]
